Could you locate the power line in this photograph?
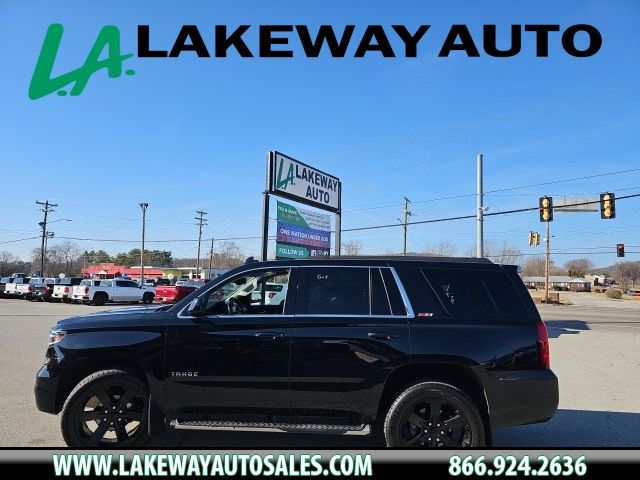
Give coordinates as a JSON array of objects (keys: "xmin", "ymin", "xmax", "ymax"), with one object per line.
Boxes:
[
  {"xmin": 0, "ymin": 236, "xmax": 40, "ymax": 245},
  {"xmin": 345, "ymin": 167, "xmax": 640, "ymax": 213}
]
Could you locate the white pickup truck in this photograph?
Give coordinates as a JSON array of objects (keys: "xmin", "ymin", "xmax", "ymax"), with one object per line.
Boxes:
[{"xmin": 71, "ymin": 278, "xmax": 155, "ymax": 306}]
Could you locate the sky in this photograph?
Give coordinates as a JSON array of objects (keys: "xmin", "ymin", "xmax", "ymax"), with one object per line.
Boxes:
[{"xmin": 1, "ymin": 0, "xmax": 639, "ymax": 268}]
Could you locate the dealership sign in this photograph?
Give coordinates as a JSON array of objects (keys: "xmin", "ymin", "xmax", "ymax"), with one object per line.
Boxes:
[
  {"xmin": 276, "ymin": 201, "xmax": 331, "ymax": 259},
  {"xmin": 269, "ymin": 152, "xmax": 341, "ymax": 212}
]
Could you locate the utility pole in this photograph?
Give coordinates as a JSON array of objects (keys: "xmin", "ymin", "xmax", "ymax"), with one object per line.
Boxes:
[
  {"xmin": 545, "ymin": 220, "xmax": 550, "ymax": 304},
  {"xmin": 208, "ymin": 237, "xmax": 215, "ymax": 279},
  {"xmin": 36, "ymin": 200, "xmax": 58, "ymax": 277},
  {"xmin": 44, "ymin": 231, "xmax": 54, "ymax": 275},
  {"xmin": 139, "ymin": 203, "xmax": 148, "ymax": 285},
  {"xmin": 398, "ymin": 197, "xmax": 412, "ymax": 255},
  {"xmin": 195, "ymin": 210, "xmax": 208, "ymax": 280},
  {"xmin": 476, "ymin": 154, "xmax": 484, "ymax": 258}
]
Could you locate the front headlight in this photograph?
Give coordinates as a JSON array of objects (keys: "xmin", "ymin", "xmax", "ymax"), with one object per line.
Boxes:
[{"xmin": 48, "ymin": 329, "xmax": 66, "ymax": 345}]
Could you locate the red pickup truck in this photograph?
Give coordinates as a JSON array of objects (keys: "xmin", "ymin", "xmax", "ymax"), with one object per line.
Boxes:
[{"xmin": 154, "ymin": 279, "xmax": 207, "ymax": 304}]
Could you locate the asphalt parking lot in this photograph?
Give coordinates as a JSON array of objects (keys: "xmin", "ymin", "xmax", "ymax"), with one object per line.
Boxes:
[{"xmin": 0, "ymin": 298, "xmax": 638, "ymax": 448}]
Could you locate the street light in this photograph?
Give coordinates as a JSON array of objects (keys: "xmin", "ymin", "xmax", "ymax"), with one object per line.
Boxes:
[{"xmin": 139, "ymin": 203, "xmax": 149, "ymax": 285}]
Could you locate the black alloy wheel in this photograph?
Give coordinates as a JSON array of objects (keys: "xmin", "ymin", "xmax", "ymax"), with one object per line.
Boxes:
[
  {"xmin": 384, "ymin": 382, "xmax": 484, "ymax": 448},
  {"xmin": 61, "ymin": 370, "xmax": 149, "ymax": 448},
  {"xmin": 399, "ymin": 397, "xmax": 471, "ymax": 447}
]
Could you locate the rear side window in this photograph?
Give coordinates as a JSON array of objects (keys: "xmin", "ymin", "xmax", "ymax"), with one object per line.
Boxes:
[
  {"xmin": 370, "ymin": 269, "xmax": 391, "ymax": 316},
  {"xmin": 303, "ymin": 267, "xmax": 370, "ymax": 315},
  {"xmin": 481, "ymin": 271, "xmax": 528, "ymax": 317},
  {"xmin": 421, "ymin": 269, "xmax": 527, "ymax": 319}
]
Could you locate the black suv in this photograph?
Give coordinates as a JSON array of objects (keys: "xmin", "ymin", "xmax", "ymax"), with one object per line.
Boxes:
[{"xmin": 35, "ymin": 257, "xmax": 558, "ymax": 448}]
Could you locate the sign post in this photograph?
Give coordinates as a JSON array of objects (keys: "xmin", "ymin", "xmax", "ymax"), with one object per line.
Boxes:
[{"xmin": 262, "ymin": 151, "xmax": 341, "ymax": 260}]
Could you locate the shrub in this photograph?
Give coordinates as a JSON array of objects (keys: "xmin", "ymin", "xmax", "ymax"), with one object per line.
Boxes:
[{"xmin": 605, "ymin": 288, "xmax": 623, "ymax": 299}]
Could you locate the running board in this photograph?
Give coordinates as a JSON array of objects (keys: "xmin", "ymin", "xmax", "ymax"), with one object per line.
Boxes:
[{"xmin": 171, "ymin": 419, "xmax": 371, "ymax": 436}]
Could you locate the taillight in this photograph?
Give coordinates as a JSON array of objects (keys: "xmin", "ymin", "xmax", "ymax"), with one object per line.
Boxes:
[
  {"xmin": 536, "ymin": 320, "xmax": 550, "ymax": 369},
  {"xmin": 268, "ymin": 292, "xmax": 277, "ymax": 299},
  {"xmin": 28, "ymin": 286, "xmax": 34, "ymax": 292},
  {"xmin": 64, "ymin": 286, "xmax": 69, "ymax": 294},
  {"xmin": 84, "ymin": 287, "xmax": 89, "ymax": 294}
]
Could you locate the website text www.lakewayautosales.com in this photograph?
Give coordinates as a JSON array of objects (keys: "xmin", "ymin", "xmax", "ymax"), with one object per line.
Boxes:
[{"xmin": 52, "ymin": 453, "xmax": 373, "ymax": 477}]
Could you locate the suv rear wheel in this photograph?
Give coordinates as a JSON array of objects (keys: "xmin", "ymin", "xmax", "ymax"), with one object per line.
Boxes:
[
  {"xmin": 60, "ymin": 369, "xmax": 150, "ymax": 448},
  {"xmin": 384, "ymin": 381, "xmax": 485, "ymax": 448}
]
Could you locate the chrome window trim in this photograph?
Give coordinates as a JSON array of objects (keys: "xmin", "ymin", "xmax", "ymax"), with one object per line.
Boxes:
[
  {"xmin": 177, "ymin": 263, "xmax": 415, "ymax": 320},
  {"xmin": 389, "ymin": 267, "xmax": 415, "ymax": 318}
]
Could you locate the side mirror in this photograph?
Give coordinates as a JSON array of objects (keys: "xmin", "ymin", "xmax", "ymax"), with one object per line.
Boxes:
[{"xmin": 187, "ymin": 297, "xmax": 204, "ymax": 317}]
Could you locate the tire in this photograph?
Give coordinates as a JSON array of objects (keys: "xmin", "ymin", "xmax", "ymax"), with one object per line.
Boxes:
[
  {"xmin": 384, "ymin": 381, "xmax": 485, "ymax": 448},
  {"xmin": 92, "ymin": 293, "xmax": 107, "ymax": 306},
  {"xmin": 142, "ymin": 293, "xmax": 154, "ymax": 305},
  {"xmin": 60, "ymin": 369, "xmax": 150, "ymax": 448}
]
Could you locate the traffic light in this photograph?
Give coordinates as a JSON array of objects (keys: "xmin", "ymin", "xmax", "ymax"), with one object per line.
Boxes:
[
  {"xmin": 539, "ymin": 196, "xmax": 553, "ymax": 222},
  {"xmin": 617, "ymin": 243, "xmax": 625, "ymax": 257},
  {"xmin": 534, "ymin": 232, "xmax": 540, "ymax": 246},
  {"xmin": 600, "ymin": 192, "xmax": 616, "ymax": 219},
  {"xmin": 528, "ymin": 231, "xmax": 534, "ymax": 246}
]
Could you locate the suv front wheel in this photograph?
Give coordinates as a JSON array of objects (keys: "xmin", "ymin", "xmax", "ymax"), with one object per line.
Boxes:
[
  {"xmin": 384, "ymin": 381, "xmax": 485, "ymax": 448},
  {"xmin": 60, "ymin": 369, "xmax": 150, "ymax": 448}
]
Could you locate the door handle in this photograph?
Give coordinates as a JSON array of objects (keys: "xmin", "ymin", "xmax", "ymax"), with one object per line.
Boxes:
[
  {"xmin": 368, "ymin": 332, "xmax": 399, "ymax": 340},
  {"xmin": 254, "ymin": 332, "xmax": 286, "ymax": 340}
]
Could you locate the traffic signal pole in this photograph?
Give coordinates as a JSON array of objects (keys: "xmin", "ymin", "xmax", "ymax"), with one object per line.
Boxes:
[
  {"xmin": 476, "ymin": 154, "xmax": 484, "ymax": 258},
  {"xmin": 545, "ymin": 220, "xmax": 550, "ymax": 304}
]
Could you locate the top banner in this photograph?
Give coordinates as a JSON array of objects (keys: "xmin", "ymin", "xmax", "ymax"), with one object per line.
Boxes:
[{"xmin": 269, "ymin": 151, "xmax": 341, "ymax": 212}]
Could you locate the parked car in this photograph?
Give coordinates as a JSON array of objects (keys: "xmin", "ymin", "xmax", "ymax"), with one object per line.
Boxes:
[
  {"xmin": 52, "ymin": 278, "xmax": 83, "ymax": 302},
  {"xmin": 70, "ymin": 278, "xmax": 155, "ymax": 306},
  {"xmin": 17, "ymin": 277, "xmax": 50, "ymax": 300},
  {"xmin": 70, "ymin": 279, "xmax": 103, "ymax": 304},
  {"xmin": 36, "ymin": 256, "xmax": 558, "ymax": 448},
  {"xmin": 250, "ymin": 282, "xmax": 288, "ymax": 306},
  {"xmin": 32, "ymin": 278, "xmax": 62, "ymax": 302},
  {"xmin": 0, "ymin": 277, "xmax": 17, "ymax": 298},
  {"xmin": 5, "ymin": 277, "xmax": 29, "ymax": 297},
  {"xmin": 155, "ymin": 279, "xmax": 205, "ymax": 304}
]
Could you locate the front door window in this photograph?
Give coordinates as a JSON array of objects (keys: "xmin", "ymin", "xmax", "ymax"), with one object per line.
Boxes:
[{"xmin": 204, "ymin": 269, "xmax": 290, "ymax": 316}]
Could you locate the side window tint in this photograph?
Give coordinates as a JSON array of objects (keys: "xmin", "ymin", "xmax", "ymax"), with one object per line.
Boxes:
[
  {"xmin": 381, "ymin": 268, "xmax": 407, "ymax": 316},
  {"xmin": 422, "ymin": 269, "xmax": 497, "ymax": 318},
  {"xmin": 371, "ymin": 269, "xmax": 391, "ymax": 316},
  {"xmin": 481, "ymin": 271, "xmax": 527, "ymax": 317},
  {"xmin": 115, "ymin": 281, "xmax": 125, "ymax": 287},
  {"xmin": 304, "ymin": 267, "xmax": 369, "ymax": 315}
]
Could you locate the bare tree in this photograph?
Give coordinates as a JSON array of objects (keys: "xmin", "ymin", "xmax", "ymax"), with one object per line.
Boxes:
[
  {"xmin": 215, "ymin": 241, "xmax": 245, "ymax": 268},
  {"xmin": 0, "ymin": 250, "xmax": 20, "ymax": 276},
  {"xmin": 422, "ymin": 241, "xmax": 458, "ymax": 257},
  {"xmin": 342, "ymin": 240, "xmax": 363, "ymax": 256},
  {"xmin": 614, "ymin": 261, "xmax": 640, "ymax": 289},
  {"xmin": 520, "ymin": 256, "xmax": 565, "ymax": 277},
  {"xmin": 564, "ymin": 258, "xmax": 595, "ymax": 278},
  {"xmin": 466, "ymin": 239, "xmax": 522, "ymax": 265}
]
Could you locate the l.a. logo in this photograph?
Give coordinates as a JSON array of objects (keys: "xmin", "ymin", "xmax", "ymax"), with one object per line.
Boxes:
[
  {"xmin": 275, "ymin": 158, "xmax": 295, "ymax": 191},
  {"xmin": 29, "ymin": 23, "xmax": 135, "ymax": 100}
]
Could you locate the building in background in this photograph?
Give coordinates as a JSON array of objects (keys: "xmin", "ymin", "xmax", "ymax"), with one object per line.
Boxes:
[{"xmin": 82, "ymin": 263, "xmax": 164, "ymax": 280}]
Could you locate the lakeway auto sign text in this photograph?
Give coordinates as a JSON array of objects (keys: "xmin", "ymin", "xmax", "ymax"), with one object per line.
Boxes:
[{"xmin": 270, "ymin": 151, "xmax": 341, "ymax": 212}]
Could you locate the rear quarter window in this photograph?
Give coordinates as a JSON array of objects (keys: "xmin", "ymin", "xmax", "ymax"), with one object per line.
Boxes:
[{"xmin": 421, "ymin": 268, "xmax": 527, "ymax": 319}]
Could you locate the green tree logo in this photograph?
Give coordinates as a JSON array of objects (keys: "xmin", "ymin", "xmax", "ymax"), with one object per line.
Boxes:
[{"xmin": 29, "ymin": 24, "xmax": 134, "ymax": 100}]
